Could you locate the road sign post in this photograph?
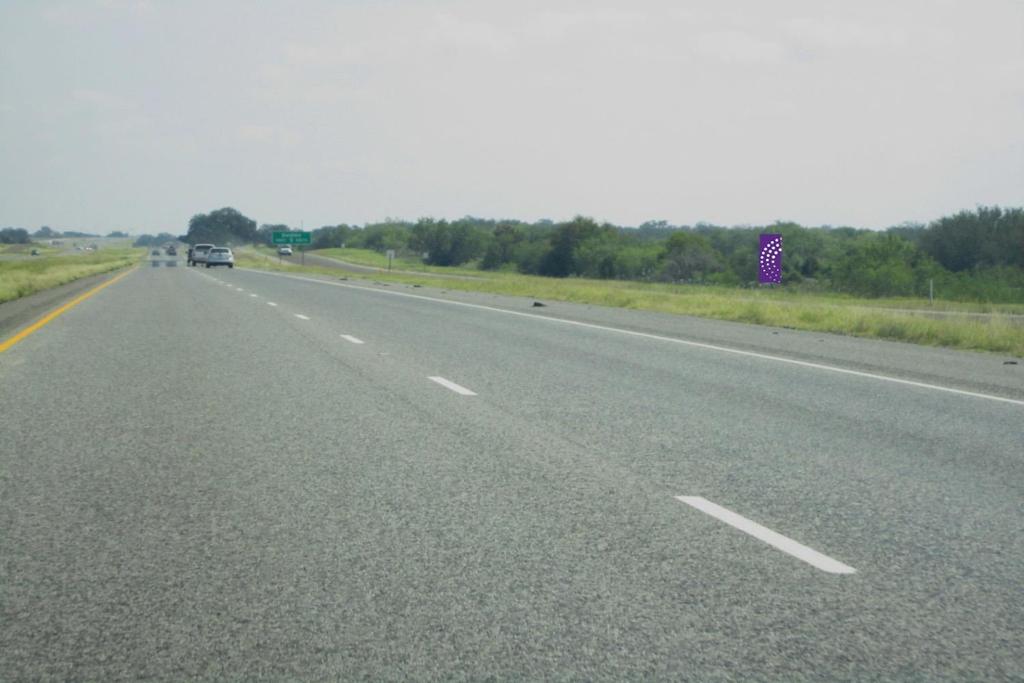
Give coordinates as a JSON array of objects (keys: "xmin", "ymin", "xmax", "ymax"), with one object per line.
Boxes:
[{"xmin": 386, "ymin": 249, "xmax": 395, "ymax": 271}]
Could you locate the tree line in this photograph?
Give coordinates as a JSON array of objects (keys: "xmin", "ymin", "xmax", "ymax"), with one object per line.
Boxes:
[
  {"xmin": 177, "ymin": 205, "xmax": 1024, "ymax": 302},
  {"xmin": 1, "ymin": 225, "xmax": 108, "ymax": 243}
]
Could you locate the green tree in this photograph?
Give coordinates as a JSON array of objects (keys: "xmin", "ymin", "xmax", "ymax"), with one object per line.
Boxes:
[
  {"xmin": 186, "ymin": 207, "xmax": 257, "ymax": 245},
  {"xmin": 356, "ymin": 222, "xmax": 411, "ymax": 252},
  {"xmin": 612, "ymin": 244, "xmax": 662, "ymax": 280},
  {"xmin": 920, "ymin": 206, "xmax": 1024, "ymax": 271},
  {"xmin": 539, "ymin": 216, "xmax": 607, "ymax": 277},
  {"xmin": 0, "ymin": 228, "xmax": 30, "ymax": 244},
  {"xmin": 312, "ymin": 224, "xmax": 354, "ymax": 249},
  {"xmin": 574, "ymin": 228, "xmax": 622, "ymax": 278},
  {"xmin": 658, "ymin": 231, "xmax": 722, "ymax": 282},
  {"xmin": 409, "ymin": 218, "xmax": 486, "ymax": 266},
  {"xmin": 830, "ymin": 233, "xmax": 940, "ymax": 297},
  {"xmin": 480, "ymin": 222, "xmax": 524, "ymax": 270},
  {"xmin": 512, "ymin": 239, "xmax": 549, "ymax": 274}
]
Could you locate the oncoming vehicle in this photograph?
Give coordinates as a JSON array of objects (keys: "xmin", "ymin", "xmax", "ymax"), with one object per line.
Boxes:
[
  {"xmin": 188, "ymin": 243, "xmax": 214, "ymax": 266},
  {"xmin": 206, "ymin": 247, "xmax": 234, "ymax": 268},
  {"xmin": 278, "ymin": 246, "xmax": 293, "ymax": 256}
]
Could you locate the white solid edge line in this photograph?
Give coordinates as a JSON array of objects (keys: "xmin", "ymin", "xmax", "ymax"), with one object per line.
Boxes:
[
  {"xmin": 676, "ymin": 496, "xmax": 856, "ymax": 575},
  {"xmin": 267, "ymin": 302, "xmax": 277, "ymax": 307},
  {"xmin": 428, "ymin": 376, "xmax": 477, "ymax": 395},
  {"xmin": 236, "ymin": 269, "xmax": 1024, "ymax": 407},
  {"xmin": 294, "ymin": 313, "xmax": 310, "ymax": 320},
  {"xmin": 340, "ymin": 335, "xmax": 365, "ymax": 344}
]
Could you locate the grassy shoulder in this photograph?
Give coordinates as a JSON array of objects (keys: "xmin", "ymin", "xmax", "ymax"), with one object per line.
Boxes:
[
  {"xmin": 0, "ymin": 243, "xmax": 61, "ymax": 256},
  {"xmin": 0, "ymin": 248, "xmax": 144, "ymax": 304},
  {"xmin": 238, "ymin": 250, "xmax": 1024, "ymax": 357},
  {"xmin": 313, "ymin": 247, "xmax": 487, "ymax": 277}
]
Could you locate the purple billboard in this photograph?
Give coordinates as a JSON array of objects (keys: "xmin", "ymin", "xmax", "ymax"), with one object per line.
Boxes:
[{"xmin": 759, "ymin": 233, "xmax": 782, "ymax": 284}]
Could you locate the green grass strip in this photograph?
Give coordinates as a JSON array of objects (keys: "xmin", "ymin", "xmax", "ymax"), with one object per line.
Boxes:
[{"xmin": 0, "ymin": 249, "xmax": 144, "ymax": 304}]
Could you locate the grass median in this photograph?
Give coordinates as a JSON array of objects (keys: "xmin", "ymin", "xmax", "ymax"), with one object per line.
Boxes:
[
  {"xmin": 236, "ymin": 248, "xmax": 1024, "ymax": 357},
  {"xmin": 0, "ymin": 248, "xmax": 143, "ymax": 304}
]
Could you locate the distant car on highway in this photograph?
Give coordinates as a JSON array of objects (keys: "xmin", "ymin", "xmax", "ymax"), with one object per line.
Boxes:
[
  {"xmin": 278, "ymin": 246, "xmax": 293, "ymax": 256},
  {"xmin": 206, "ymin": 247, "xmax": 234, "ymax": 268},
  {"xmin": 151, "ymin": 249, "xmax": 161, "ymax": 255},
  {"xmin": 166, "ymin": 245, "xmax": 177, "ymax": 256},
  {"xmin": 188, "ymin": 243, "xmax": 214, "ymax": 266}
]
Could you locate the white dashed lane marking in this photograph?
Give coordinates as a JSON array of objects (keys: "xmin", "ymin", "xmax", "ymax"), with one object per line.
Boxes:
[
  {"xmin": 675, "ymin": 496, "xmax": 856, "ymax": 575},
  {"xmin": 340, "ymin": 335, "xmax": 365, "ymax": 345},
  {"xmin": 295, "ymin": 314, "xmax": 310, "ymax": 320},
  {"xmin": 428, "ymin": 376, "xmax": 477, "ymax": 396}
]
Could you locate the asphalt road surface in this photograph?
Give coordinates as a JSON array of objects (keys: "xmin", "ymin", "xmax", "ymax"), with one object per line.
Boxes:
[
  {"xmin": 286, "ymin": 250, "xmax": 383, "ymax": 274},
  {"xmin": 1, "ymin": 264, "xmax": 1021, "ymax": 680}
]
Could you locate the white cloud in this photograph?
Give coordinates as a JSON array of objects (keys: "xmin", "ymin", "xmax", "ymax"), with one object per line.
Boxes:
[
  {"xmin": 96, "ymin": 0, "xmax": 153, "ymax": 13},
  {"xmin": 691, "ymin": 30, "xmax": 787, "ymax": 65},
  {"xmin": 41, "ymin": 0, "xmax": 153, "ymax": 25},
  {"xmin": 236, "ymin": 125, "xmax": 275, "ymax": 143},
  {"xmin": 527, "ymin": 7, "xmax": 649, "ymax": 41},
  {"xmin": 72, "ymin": 88, "xmax": 134, "ymax": 110},
  {"xmin": 783, "ymin": 16, "xmax": 911, "ymax": 51},
  {"xmin": 430, "ymin": 13, "xmax": 516, "ymax": 53},
  {"xmin": 236, "ymin": 125, "xmax": 302, "ymax": 149}
]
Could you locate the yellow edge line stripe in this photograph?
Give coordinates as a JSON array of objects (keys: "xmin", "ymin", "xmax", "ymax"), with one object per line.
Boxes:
[{"xmin": 0, "ymin": 267, "xmax": 136, "ymax": 353}]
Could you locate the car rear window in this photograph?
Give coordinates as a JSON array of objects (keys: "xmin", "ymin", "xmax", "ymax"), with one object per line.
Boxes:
[{"xmin": 211, "ymin": 248, "xmax": 229, "ymax": 253}]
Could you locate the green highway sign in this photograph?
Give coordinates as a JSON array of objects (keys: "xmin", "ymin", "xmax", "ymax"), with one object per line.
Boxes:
[{"xmin": 272, "ymin": 231, "xmax": 311, "ymax": 245}]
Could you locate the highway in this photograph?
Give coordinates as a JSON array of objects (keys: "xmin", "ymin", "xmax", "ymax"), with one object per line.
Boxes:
[{"xmin": 1, "ymin": 262, "xmax": 1022, "ymax": 680}]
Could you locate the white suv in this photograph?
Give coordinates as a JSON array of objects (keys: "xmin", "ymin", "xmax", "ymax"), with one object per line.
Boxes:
[
  {"xmin": 189, "ymin": 244, "xmax": 214, "ymax": 266},
  {"xmin": 277, "ymin": 246, "xmax": 293, "ymax": 256},
  {"xmin": 206, "ymin": 247, "xmax": 235, "ymax": 268}
]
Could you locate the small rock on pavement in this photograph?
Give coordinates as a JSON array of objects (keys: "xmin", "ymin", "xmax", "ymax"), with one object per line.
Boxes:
[{"xmin": 533, "ymin": 301, "xmax": 546, "ymax": 307}]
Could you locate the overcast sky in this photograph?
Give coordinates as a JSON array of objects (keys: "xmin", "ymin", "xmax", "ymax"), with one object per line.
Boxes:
[{"xmin": 1, "ymin": 0, "xmax": 1021, "ymax": 234}]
